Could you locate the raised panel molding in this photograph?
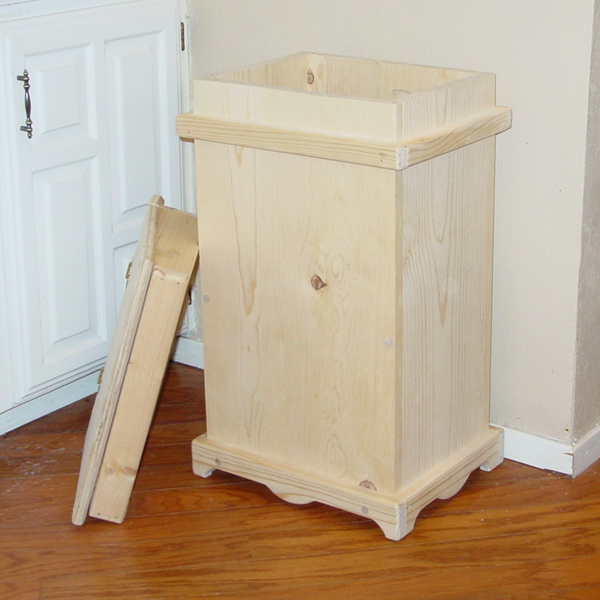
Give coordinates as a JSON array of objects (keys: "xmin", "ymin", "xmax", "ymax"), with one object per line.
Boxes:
[
  {"xmin": 12, "ymin": 156, "xmax": 112, "ymax": 403},
  {"xmin": 30, "ymin": 159, "xmax": 110, "ymax": 381},
  {"xmin": 107, "ymin": 32, "xmax": 166, "ymax": 232},
  {"xmin": 28, "ymin": 43, "xmax": 96, "ymax": 149}
]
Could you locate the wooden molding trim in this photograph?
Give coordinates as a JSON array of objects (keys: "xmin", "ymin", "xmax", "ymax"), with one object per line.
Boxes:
[
  {"xmin": 176, "ymin": 106, "xmax": 511, "ymax": 170},
  {"xmin": 192, "ymin": 427, "xmax": 503, "ymax": 541}
]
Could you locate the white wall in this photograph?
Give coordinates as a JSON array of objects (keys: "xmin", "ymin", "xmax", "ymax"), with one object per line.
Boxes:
[
  {"xmin": 574, "ymin": 0, "xmax": 600, "ymax": 441},
  {"xmin": 188, "ymin": 0, "xmax": 600, "ymax": 461}
]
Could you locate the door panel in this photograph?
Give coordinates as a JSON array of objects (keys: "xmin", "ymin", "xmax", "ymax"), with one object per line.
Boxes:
[
  {"xmin": 9, "ymin": 22, "xmax": 113, "ymax": 403},
  {"xmin": 28, "ymin": 43, "xmax": 96, "ymax": 150},
  {"xmin": 27, "ymin": 157, "xmax": 111, "ymax": 398},
  {"xmin": 34, "ymin": 161, "xmax": 95, "ymax": 346},
  {"xmin": 107, "ymin": 33, "xmax": 164, "ymax": 231},
  {"xmin": 0, "ymin": 0, "xmax": 183, "ymax": 410}
]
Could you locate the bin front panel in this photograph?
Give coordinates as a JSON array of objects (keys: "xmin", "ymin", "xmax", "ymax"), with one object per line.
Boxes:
[{"xmin": 196, "ymin": 140, "xmax": 399, "ymax": 492}]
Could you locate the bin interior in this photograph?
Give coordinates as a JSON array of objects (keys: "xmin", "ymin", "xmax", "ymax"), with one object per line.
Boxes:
[{"xmin": 213, "ymin": 52, "xmax": 475, "ymax": 101}]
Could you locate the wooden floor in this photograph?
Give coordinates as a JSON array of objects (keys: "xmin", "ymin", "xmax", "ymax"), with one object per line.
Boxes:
[{"xmin": 2, "ymin": 363, "xmax": 600, "ymax": 600}]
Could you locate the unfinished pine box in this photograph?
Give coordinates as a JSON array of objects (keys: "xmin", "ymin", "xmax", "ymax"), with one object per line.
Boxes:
[{"xmin": 176, "ymin": 52, "xmax": 511, "ymax": 541}]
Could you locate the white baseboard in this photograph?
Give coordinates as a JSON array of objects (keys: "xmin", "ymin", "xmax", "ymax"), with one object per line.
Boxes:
[
  {"xmin": 572, "ymin": 422, "xmax": 600, "ymax": 477},
  {"xmin": 171, "ymin": 336, "xmax": 204, "ymax": 370},
  {"xmin": 0, "ymin": 370, "xmax": 100, "ymax": 435},
  {"xmin": 0, "ymin": 337, "xmax": 204, "ymax": 435},
  {"xmin": 499, "ymin": 423, "xmax": 600, "ymax": 477}
]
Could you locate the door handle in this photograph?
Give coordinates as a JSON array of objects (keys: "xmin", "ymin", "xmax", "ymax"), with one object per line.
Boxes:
[{"xmin": 16, "ymin": 69, "xmax": 33, "ymax": 139}]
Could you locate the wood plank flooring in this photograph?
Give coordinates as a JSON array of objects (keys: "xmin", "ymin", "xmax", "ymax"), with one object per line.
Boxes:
[{"xmin": 2, "ymin": 362, "xmax": 600, "ymax": 599}]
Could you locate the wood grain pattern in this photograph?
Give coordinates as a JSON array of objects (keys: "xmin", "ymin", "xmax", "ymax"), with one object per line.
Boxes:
[
  {"xmin": 195, "ymin": 142, "xmax": 398, "ymax": 491},
  {"xmin": 177, "ymin": 52, "xmax": 511, "ymax": 171},
  {"xmin": 1, "ymin": 364, "xmax": 600, "ymax": 599},
  {"xmin": 88, "ymin": 268, "xmax": 191, "ymax": 523},
  {"xmin": 71, "ymin": 195, "xmax": 163, "ymax": 526},
  {"xmin": 192, "ymin": 426, "xmax": 501, "ymax": 540},
  {"xmin": 399, "ymin": 137, "xmax": 496, "ymax": 485},
  {"xmin": 183, "ymin": 53, "xmax": 510, "ymax": 540},
  {"xmin": 176, "ymin": 106, "xmax": 510, "ymax": 171},
  {"xmin": 87, "ymin": 207, "xmax": 198, "ymax": 523},
  {"xmin": 177, "ymin": 112, "xmax": 403, "ymax": 169},
  {"xmin": 216, "ymin": 52, "xmax": 473, "ymax": 97}
]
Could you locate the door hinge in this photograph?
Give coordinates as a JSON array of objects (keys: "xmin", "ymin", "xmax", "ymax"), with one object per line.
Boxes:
[{"xmin": 180, "ymin": 22, "xmax": 185, "ymax": 51}]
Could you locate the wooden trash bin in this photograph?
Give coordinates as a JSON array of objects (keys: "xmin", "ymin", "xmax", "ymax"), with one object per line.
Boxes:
[{"xmin": 176, "ymin": 52, "xmax": 511, "ymax": 541}]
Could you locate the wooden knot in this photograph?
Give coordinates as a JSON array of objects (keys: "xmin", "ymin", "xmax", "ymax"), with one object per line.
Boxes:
[
  {"xmin": 359, "ymin": 480, "xmax": 377, "ymax": 491},
  {"xmin": 311, "ymin": 274, "xmax": 327, "ymax": 290}
]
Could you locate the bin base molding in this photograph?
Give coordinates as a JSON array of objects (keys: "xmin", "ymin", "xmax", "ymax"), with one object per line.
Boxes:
[{"xmin": 192, "ymin": 426, "xmax": 504, "ymax": 541}]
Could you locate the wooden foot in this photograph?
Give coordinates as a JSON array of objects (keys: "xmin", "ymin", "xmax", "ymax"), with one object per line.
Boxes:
[
  {"xmin": 436, "ymin": 474, "xmax": 470, "ymax": 500},
  {"xmin": 480, "ymin": 444, "xmax": 504, "ymax": 472},
  {"xmin": 192, "ymin": 460, "xmax": 216, "ymax": 479},
  {"xmin": 266, "ymin": 483, "xmax": 316, "ymax": 505}
]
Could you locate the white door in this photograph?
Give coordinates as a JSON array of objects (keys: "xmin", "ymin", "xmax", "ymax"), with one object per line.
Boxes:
[{"xmin": 0, "ymin": 0, "xmax": 184, "ymax": 423}]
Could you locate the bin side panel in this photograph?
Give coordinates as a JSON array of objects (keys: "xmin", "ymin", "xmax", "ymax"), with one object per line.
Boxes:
[
  {"xmin": 399, "ymin": 137, "xmax": 495, "ymax": 487},
  {"xmin": 215, "ymin": 52, "xmax": 308, "ymax": 89},
  {"xmin": 194, "ymin": 79, "xmax": 397, "ymax": 141},
  {"xmin": 214, "ymin": 53, "xmax": 474, "ymax": 100},
  {"xmin": 305, "ymin": 53, "xmax": 473, "ymax": 99},
  {"xmin": 399, "ymin": 72, "xmax": 496, "ymax": 140},
  {"xmin": 195, "ymin": 140, "xmax": 399, "ymax": 493}
]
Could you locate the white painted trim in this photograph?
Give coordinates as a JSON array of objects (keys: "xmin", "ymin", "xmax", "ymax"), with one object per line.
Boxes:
[
  {"xmin": 499, "ymin": 424, "xmax": 600, "ymax": 477},
  {"xmin": 0, "ymin": 0, "xmax": 171, "ymax": 21},
  {"xmin": 171, "ymin": 335, "xmax": 204, "ymax": 369},
  {"xmin": 572, "ymin": 422, "xmax": 600, "ymax": 477},
  {"xmin": 0, "ymin": 335, "xmax": 203, "ymax": 434},
  {"xmin": 499, "ymin": 425, "xmax": 575, "ymax": 475},
  {"xmin": 0, "ymin": 370, "xmax": 99, "ymax": 435},
  {"xmin": 177, "ymin": 0, "xmax": 195, "ymax": 215}
]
